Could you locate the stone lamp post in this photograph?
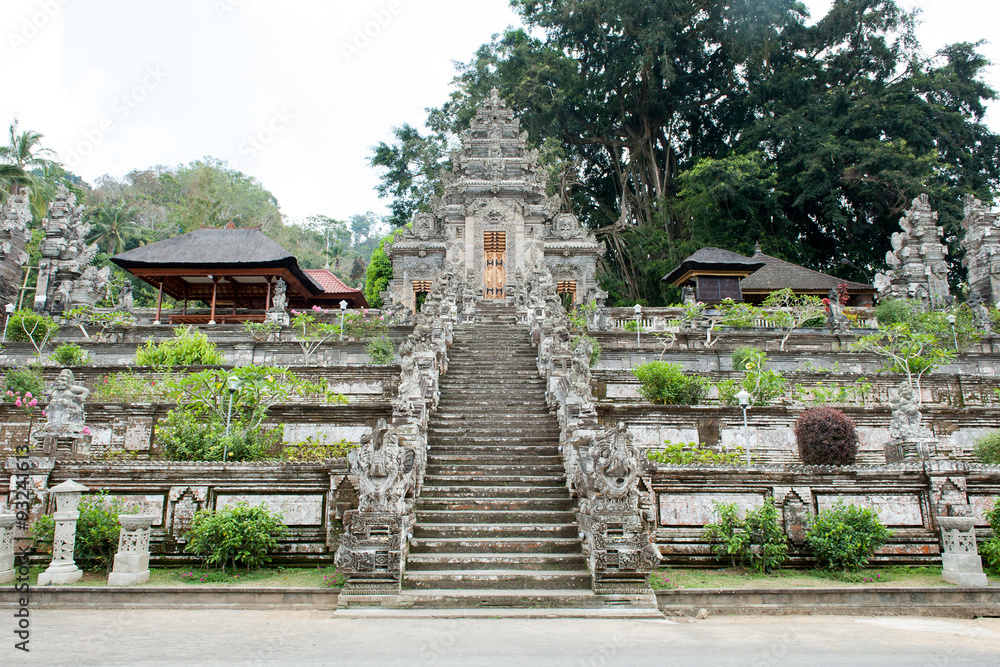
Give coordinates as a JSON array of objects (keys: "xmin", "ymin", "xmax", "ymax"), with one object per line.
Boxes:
[
  {"xmin": 737, "ymin": 389, "xmax": 752, "ymax": 466},
  {"xmin": 37, "ymin": 479, "xmax": 89, "ymax": 586},
  {"xmin": 108, "ymin": 514, "xmax": 156, "ymax": 586},
  {"xmin": 936, "ymin": 516, "xmax": 989, "ymax": 587}
]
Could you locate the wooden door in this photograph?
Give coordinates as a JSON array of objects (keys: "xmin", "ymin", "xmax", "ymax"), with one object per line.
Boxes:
[{"xmin": 484, "ymin": 231, "xmax": 506, "ymax": 299}]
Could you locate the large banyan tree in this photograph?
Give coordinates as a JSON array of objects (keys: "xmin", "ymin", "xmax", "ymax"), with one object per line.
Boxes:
[{"xmin": 371, "ymin": 0, "xmax": 1000, "ymax": 305}]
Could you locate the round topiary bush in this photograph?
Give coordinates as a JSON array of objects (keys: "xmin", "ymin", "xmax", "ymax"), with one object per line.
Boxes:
[{"xmin": 794, "ymin": 407, "xmax": 858, "ymax": 465}]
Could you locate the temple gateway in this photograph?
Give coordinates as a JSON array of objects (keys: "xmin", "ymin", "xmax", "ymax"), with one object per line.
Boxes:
[{"xmin": 384, "ymin": 90, "xmax": 604, "ymax": 311}]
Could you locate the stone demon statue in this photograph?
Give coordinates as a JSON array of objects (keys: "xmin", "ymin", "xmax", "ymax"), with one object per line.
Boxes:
[{"xmin": 573, "ymin": 422, "xmax": 660, "ymax": 589}]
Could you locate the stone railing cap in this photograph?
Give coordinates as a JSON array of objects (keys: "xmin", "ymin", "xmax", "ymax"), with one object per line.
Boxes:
[
  {"xmin": 936, "ymin": 516, "xmax": 976, "ymax": 531},
  {"xmin": 117, "ymin": 514, "xmax": 157, "ymax": 530},
  {"xmin": 0, "ymin": 514, "xmax": 16, "ymax": 528}
]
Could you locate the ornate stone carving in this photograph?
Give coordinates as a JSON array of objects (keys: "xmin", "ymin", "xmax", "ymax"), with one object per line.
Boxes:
[
  {"xmin": 0, "ymin": 514, "xmax": 15, "ymax": 584},
  {"xmin": 936, "ymin": 516, "xmax": 989, "ymax": 586},
  {"xmin": 33, "ymin": 186, "xmax": 106, "ymax": 314},
  {"xmin": 961, "ymin": 195, "xmax": 1000, "ymax": 306},
  {"xmin": 108, "ymin": 514, "xmax": 155, "ymax": 586},
  {"xmin": 34, "ymin": 369, "xmax": 92, "ymax": 456},
  {"xmin": 37, "ymin": 479, "xmax": 88, "ymax": 585},
  {"xmin": 885, "ymin": 382, "xmax": 937, "ymax": 462},
  {"xmin": 875, "ymin": 194, "xmax": 950, "ymax": 306},
  {"xmin": 0, "ymin": 187, "xmax": 31, "ymax": 305}
]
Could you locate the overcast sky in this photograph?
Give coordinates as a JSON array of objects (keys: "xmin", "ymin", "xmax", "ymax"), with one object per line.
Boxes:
[{"xmin": 2, "ymin": 0, "xmax": 997, "ymax": 224}]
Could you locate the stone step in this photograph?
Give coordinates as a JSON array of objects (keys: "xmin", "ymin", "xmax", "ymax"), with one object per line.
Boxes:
[
  {"xmin": 427, "ymin": 454, "xmax": 563, "ymax": 465},
  {"xmin": 405, "ymin": 553, "xmax": 586, "ymax": 571},
  {"xmin": 412, "ymin": 523, "xmax": 578, "ymax": 539},
  {"xmin": 425, "ymin": 464, "xmax": 566, "ymax": 476},
  {"xmin": 422, "ymin": 474, "xmax": 566, "ymax": 486},
  {"xmin": 408, "ymin": 536, "xmax": 582, "ymax": 554},
  {"xmin": 420, "ymin": 484, "xmax": 567, "ymax": 498},
  {"xmin": 416, "ymin": 509, "xmax": 576, "ymax": 524},
  {"xmin": 404, "ymin": 570, "xmax": 591, "ymax": 590},
  {"xmin": 429, "ymin": 440, "xmax": 559, "ymax": 449},
  {"xmin": 416, "ymin": 497, "xmax": 574, "ymax": 512}
]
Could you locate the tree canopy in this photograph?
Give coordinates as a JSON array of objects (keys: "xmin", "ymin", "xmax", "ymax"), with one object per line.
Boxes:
[{"xmin": 370, "ymin": 0, "xmax": 1000, "ymax": 305}]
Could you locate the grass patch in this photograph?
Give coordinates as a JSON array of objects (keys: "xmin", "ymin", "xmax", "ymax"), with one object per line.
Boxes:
[
  {"xmin": 652, "ymin": 566, "xmax": 947, "ymax": 589},
  {"xmin": 24, "ymin": 566, "xmax": 343, "ymax": 588}
]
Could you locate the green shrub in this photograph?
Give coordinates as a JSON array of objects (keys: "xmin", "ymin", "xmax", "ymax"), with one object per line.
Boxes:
[
  {"xmin": 135, "ymin": 326, "xmax": 224, "ymax": 366},
  {"xmin": 2, "ymin": 367, "xmax": 44, "ymax": 402},
  {"xmin": 91, "ymin": 372, "xmax": 168, "ymax": 403},
  {"xmin": 365, "ymin": 335, "xmax": 395, "ymax": 364},
  {"xmin": 157, "ymin": 408, "xmax": 281, "ymax": 462},
  {"xmin": 703, "ymin": 500, "xmax": 788, "ymax": 573},
  {"xmin": 794, "ymin": 408, "xmax": 859, "ymax": 465},
  {"xmin": 981, "ymin": 498, "xmax": 1000, "ymax": 572},
  {"xmin": 6, "ymin": 310, "xmax": 58, "ymax": 345},
  {"xmin": 623, "ymin": 320, "xmax": 645, "ymax": 333},
  {"xmin": 49, "ymin": 342, "xmax": 90, "ymax": 366},
  {"xmin": 717, "ymin": 348, "xmax": 786, "ymax": 407},
  {"xmin": 633, "ymin": 361, "xmax": 707, "ymax": 405},
  {"xmin": 572, "ymin": 335, "xmax": 601, "ymax": 366},
  {"xmin": 30, "ymin": 492, "xmax": 132, "ymax": 572},
  {"xmin": 184, "ymin": 503, "xmax": 286, "ymax": 571},
  {"xmin": 874, "ymin": 299, "xmax": 913, "ymax": 326},
  {"xmin": 647, "ymin": 440, "xmax": 747, "ymax": 465},
  {"xmin": 973, "ymin": 431, "xmax": 1000, "ymax": 465},
  {"xmin": 806, "ymin": 502, "xmax": 892, "ymax": 571},
  {"xmin": 281, "ymin": 436, "xmax": 357, "ymax": 461}
]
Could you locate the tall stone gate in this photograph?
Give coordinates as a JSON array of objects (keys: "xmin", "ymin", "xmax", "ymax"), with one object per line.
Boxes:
[{"xmin": 385, "ymin": 89, "xmax": 603, "ymax": 311}]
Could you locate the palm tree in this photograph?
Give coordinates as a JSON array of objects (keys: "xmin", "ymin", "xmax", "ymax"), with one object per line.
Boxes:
[
  {"xmin": 0, "ymin": 120, "xmax": 55, "ymax": 199},
  {"xmin": 87, "ymin": 200, "xmax": 145, "ymax": 256}
]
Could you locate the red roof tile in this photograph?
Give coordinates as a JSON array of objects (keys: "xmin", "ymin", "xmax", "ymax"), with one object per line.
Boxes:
[{"xmin": 303, "ymin": 269, "xmax": 362, "ymax": 295}]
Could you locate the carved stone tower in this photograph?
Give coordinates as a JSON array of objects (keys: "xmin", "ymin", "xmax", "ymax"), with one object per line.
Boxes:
[
  {"xmin": 874, "ymin": 193, "xmax": 950, "ymax": 306},
  {"xmin": 386, "ymin": 90, "xmax": 603, "ymax": 311},
  {"xmin": 961, "ymin": 195, "xmax": 1000, "ymax": 306},
  {"xmin": 0, "ymin": 187, "xmax": 32, "ymax": 306}
]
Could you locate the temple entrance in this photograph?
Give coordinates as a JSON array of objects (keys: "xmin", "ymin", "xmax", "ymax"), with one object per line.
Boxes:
[{"xmin": 484, "ymin": 231, "xmax": 505, "ymax": 299}]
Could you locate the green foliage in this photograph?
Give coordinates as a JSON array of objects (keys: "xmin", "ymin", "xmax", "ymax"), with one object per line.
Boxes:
[
  {"xmin": 973, "ymin": 431, "xmax": 1000, "ymax": 465},
  {"xmin": 135, "ymin": 327, "xmax": 224, "ymax": 367},
  {"xmin": 2, "ymin": 366, "xmax": 44, "ymax": 402},
  {"xmin": 157, "ymin": 408, "xmax": 281, "ymax": 462},
  {"xmin": 633, "ymin": 361, "xmax": 707, "ymax": 405},
  {"xmin": 281, "ymin": 435, "xmax": 357, "ymax": 462},
  {"xmin": 853, "ymin": 323, "xmax": 954, "ymax": 388},
  {"xmin": 31, "ymin": 492, "xmax": 132, "ymax": 572},
  {"xmin": 7, "ymin": 310, "xmax": 58, "ymax": 345},
  {"xmin": 647, "ymin": 440, "xmax": 746, "ymax": 466},
  {"xmin": 730, "ymin": 346, "xmax": 759, "ymax": 369},
  {"xmin": 365, "ymin": 335, "xmax": 395, "ymax": 364},
  {"xmin": 806, "ymin": 502, "xmax": 892, "ymax": 572},
  {"xmin": 567, "ymin": 302, "xmax": 597, "ymax": 331},
  {"xmin": 623, "ymin": 320, "xmax": 645, "ymax": 333},
  {"xmin": 717, "ymin": 348, "xmax": 785, "ymax": 407},
  {"xmin": 184, "ymin": 503, "xmax": 286, "ymax": 571},
  {"xmin": 703, "ymin": 500, "xmax": 788, "ymax": 574},
  {"xmin": 91, "ymin": 372, "xmax": 168, "ymax": 403},
  {"xmin": 364, "ymin": 228, "xmax": 406, "ymax": 308},
  {"xmin": 718, "ymin": 299, "xmax": 763, "ymax": 327},
  {"xmin": 571, "ymin": 335, "xmax": 601, "ymax": 367},
  {"xmin": 981, "ymin": 498, "xmax": 1000, "ymax": 573},
  {"xmin": 244, "ymin": 320, "xmax": 281, "ymax": 343},
  {"xmin": 874, "ymin": 299, "xmax": 912, "ymax": 326},
  {"xmin": 49, "ymin": 342, "xmax": 90, "ymax": 366},
  {"xmin": 873, "ymin": 299, "xmax": 983, "ymax": 350}
]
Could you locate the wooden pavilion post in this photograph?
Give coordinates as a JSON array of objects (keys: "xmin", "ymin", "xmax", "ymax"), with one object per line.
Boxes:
[
  {"xmin": 154, "ymin": 280, "xmax": 163, "ymax": 324},
  {"xmin": 183, "ymin": 284, "xmax": 188, "ymax": 315},
  {"xmin": 209, "ymin": 276, "xmax": 218, "ymax": 325},
  {"xmin": 232, "ymin": 282, "xmax": 239, "ymax": 315},
  {"xmin": 264, "ymin": 278, "xmax": 272, "ymax": 312}
]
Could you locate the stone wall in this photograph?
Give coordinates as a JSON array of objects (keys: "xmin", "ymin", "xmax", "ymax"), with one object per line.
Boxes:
[{"xmin": 647, "ymin": 462, "xmax": 1000, "ymax": 566}]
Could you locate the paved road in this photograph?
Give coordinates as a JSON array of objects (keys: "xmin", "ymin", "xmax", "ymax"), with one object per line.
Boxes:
[{"xmin": 7, "ymin": 611, "xmax": 1000, "ymax": 666}]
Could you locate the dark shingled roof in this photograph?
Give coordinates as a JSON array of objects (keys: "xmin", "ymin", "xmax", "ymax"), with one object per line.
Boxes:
[
  {"xmin": 112, "ymin": 228, "xmax": 323, "ymax": 294},
  {"xmin": 740, "ymin": 251, "xmax": 875, "ymax": 294},
  {"xmin": 662, "ymin": 247, "xmax": 766, "ymax": 285}
]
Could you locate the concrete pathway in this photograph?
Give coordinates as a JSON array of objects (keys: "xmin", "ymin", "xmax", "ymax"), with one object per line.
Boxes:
[{"xmin": 8, "ymin": 610, "xmax": 1000, "ymax": 666}]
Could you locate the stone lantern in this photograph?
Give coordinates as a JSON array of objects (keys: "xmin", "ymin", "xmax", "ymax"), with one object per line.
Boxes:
[
  {"xmin": 936, "ymin": 516, "xmax": 989, "ymax": 587},
  {"xmin": 37, "ymin": 479, "xmax": 89, "ymax": 586}
]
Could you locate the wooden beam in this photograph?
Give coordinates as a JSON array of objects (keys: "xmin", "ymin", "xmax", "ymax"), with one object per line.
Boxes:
[
  {"xmin": 155, "ymin": 280, "xmax": 164, "ymax": 324},
  {"xmin": 209, "ymin": 276, "xmax": 218, "ymax": 325}
]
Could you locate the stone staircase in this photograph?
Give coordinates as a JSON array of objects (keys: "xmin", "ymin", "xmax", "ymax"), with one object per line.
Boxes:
[{"xmin": 404, "ymin": 304, "xmax": 593, "ymax": 601}]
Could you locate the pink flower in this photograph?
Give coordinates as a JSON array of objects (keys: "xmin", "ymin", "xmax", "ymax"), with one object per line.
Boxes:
[
  {"xmin": 24, "ymin": 392, "xmax": 31, "ymax": 399},
  {"xmin": 291, "ymin": 309, "xmax": 300, "ymax": 316},
  {"xmin": 42, "ymin": 410, "xmax": 46, "ymax": 417},
  {"xmin": 312, "ymin": 305, "xmax": 322, "ymax": 312},
  {"xmin": 28, "ymin": 399, "xmax": 37, "ymax": 407},
  {"xmin": 363, "ymin": 309, "xmax": 369, "ymax": 315},
  {"xmin": 5, "ymin": 390, "xmax": 11, "ymax": 397},
  {"xmin": 14, "ymin": 399, "xmax": 21, "ymax": 407},
  {"xmin": 83, "ymin": 426, "xmax": 91, "ymax": 435}
]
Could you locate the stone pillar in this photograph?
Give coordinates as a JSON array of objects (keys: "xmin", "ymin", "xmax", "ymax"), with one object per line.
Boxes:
[
  {"xmin": 936, "ymin": 516, "xmax": 989, "ymax": 587},
  {"xmin": 108, "ymin": 514, "xmax": 155, "ymax": 586},
  {"xmin": 0, "ymin": 514, "xmax": 15, "ymax": 584},
  {"xmin": 37, "ymin": 479, "xmax": 89, "ymax": 586}
]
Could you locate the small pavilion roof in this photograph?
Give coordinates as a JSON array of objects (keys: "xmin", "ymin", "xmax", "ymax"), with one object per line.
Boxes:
[
  {"xmin": 662, "ymin": 247, "xmax": 766, "ymax": 286},
  {"xmin": 740, "ymin": 248, "xmax": 875, "ymax": 296},
  {"xmin": 300, "ymin": 269, "xmax": 369, "ymax": 308}
]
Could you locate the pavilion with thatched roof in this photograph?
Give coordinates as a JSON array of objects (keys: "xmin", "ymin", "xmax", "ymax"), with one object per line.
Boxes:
[{"xmin": 112, "ymin": 227, "xmax": 367, "ymax": 324}]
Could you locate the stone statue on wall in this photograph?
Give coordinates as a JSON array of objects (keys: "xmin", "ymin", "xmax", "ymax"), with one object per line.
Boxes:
[
  {"xmin": 886, "ymin": 382, "xmax": 937, "ymax": 462},
  {"xmin": 874, "ymin": 194, "xmax": 951, "ymax": 307},
  {"xmin": 33, "ymin": 369, "xmax": 92, "ymax": 456}
]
